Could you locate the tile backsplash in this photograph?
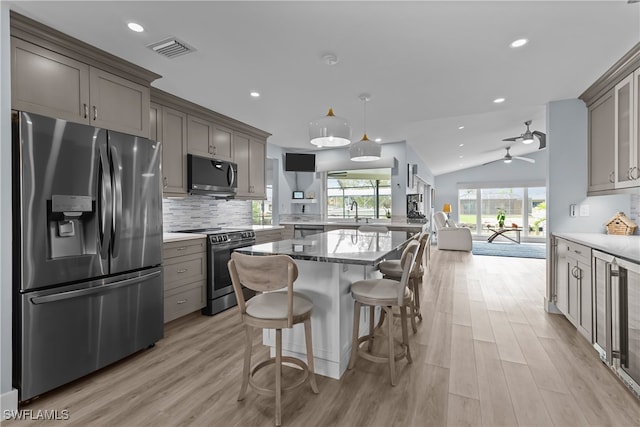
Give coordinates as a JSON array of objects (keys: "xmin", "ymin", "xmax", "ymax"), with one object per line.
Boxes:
[{"xmin": 163, "ymin": 196, "xmax": 252, "ymax": 231}]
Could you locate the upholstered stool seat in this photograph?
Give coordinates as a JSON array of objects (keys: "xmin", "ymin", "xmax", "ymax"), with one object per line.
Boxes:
[
  {"xmin": 228, "ymin": 253, "xmax": 319, "ymax": 426},
  {"xmin": 348, "ymin": 240, "xmax": 420, "ymax": 386}
]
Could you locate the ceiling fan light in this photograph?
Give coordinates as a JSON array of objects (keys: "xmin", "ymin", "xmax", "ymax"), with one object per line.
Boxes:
[
  {"xmin": 504, "ymin": 158, "xmax": 512, "ymax": 164},
  {"xmin": 309, "ymin": 108, "xmax": 351, "ymax": 147},
  {"xmin": 522, "ymin": 130, "xmax": 534, "ymax": 144},
  {"xmin": 350, "ymin": 134, "xmax": 381, "ymax": 162}
]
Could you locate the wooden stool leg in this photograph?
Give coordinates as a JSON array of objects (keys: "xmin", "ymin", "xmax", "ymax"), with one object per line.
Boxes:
[
  {"xmin": 348, "ymin": 301, "xmax": 361, "ymax": 369},
  {"xmin": 375, "ymin": 307, "xmax": 386, "ymax": 330},
  {"xmin": 401, "ymin": 306, "xmax": 412, "ymax": 364},
  {"xmin": 413, "ymin": 277, "xmax": 423, "ymax": 322},
  {"xmin": 409, "ymin": 285, "xmax": 417, "ymax": 334},
  {"xmin": 238, "ymin": 324, "xmax": 252, "ymax": 401},
  {"xmin": 385, "ymin": 306, "xmax": 397, "ymax": 386},
  {"xmin": 368, "ymin": 305, "xmax": 375, "ymax": 352},
  {"xmin": 275, "ymin": 328, "xmax": 282, "ymax": 426},
  {"xmin": 304, "ymin": 318, "xmax": 319, "ymax": 394}
]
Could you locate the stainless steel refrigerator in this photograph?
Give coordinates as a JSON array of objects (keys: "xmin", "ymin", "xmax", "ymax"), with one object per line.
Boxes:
[{"xmin": 12, "ymin": 111, "xmax": 163, "ymax": 401}]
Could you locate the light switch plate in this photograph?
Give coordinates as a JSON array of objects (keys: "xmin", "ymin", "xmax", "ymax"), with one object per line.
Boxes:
[{"xmin": 579, "ymin": 204, "xmax": 590, "ymax": 217}]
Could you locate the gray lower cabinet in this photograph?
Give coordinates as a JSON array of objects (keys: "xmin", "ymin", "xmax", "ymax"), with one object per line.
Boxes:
[
  {"xmin": 254, "ymin": 229, "xmax": 284, "ymax": 245},
  {"xmin": 553, "ymin": 237, "xmax": 593, "ymax": 341},
  {"xmin": 163, "ymin": 238, "xmax": 206, "ymax": 323},
  {"xmin": 11, "ymin": 37, "xmax": 150, "ymax": 137}
]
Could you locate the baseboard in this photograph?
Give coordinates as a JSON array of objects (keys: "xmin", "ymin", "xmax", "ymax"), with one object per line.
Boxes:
[{"xmin": 1, "ymin": 388, "xmax": 18, "ymax": 417}]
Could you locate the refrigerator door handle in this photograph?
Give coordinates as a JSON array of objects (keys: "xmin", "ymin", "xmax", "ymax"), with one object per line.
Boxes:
[
  {"xmin": 99, "ymin": 145, "xmax": 113, "ymax": 258},
  {"xmin": 110, "ymin": 145, "xmax": 123, "ymax": 259},
  {"xmin": 30, "ymin": 271, "xmax": 161, "ymax": 304},
  {"xmin": 228, "ymin": 162, "xmax": 235, "ymax": 186}
]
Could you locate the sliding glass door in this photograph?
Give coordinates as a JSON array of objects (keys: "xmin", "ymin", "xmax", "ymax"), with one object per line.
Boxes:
[{"xmin": 458, "ymin": 185, "xmax": 546, "ymax": 240}]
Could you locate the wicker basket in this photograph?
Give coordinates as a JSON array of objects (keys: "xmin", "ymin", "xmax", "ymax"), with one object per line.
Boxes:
[{"xmin": 605, "ymin": 212, "xmax": 637, "ymax": 236}]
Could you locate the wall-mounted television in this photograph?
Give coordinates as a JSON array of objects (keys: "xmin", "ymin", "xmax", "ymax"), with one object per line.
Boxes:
[{"xmin": 285, "ymin": 153, "xmax": 316, "ymax": 172}]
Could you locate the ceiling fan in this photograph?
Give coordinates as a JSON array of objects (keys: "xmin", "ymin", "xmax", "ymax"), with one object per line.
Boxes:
[
  {"xmin": 483, "ymin": 147, "xmax": 535, "ymax": 166},
  {"xmin": 503, "ymin": 120, "xmax": 546, "ymax": 149}
]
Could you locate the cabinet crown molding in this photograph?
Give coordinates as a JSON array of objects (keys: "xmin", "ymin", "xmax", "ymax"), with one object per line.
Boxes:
[
  {"xmin": 10, "ymin": 11, "xmax": 161, "ymax": 86},
  {"xmin": 580, "ymin": 41, "xmax": 640, "ymax": 106}
]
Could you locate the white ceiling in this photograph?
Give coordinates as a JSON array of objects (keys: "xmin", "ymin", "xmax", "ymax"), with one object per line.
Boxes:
[{"xmin": 9, "ymin": 1, "xmax": 640, "ymax": 175}]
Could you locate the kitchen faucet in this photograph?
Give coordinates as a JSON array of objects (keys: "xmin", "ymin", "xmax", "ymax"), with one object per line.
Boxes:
[{"xmin": 350, "ymin": 200, "xmax": 359, "ymax": 222}]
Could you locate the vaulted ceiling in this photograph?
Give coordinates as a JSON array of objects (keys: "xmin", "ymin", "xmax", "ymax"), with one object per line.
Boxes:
[{"xmin": 10, "ymin": 1, "xmax": 640, "ymax": 175}]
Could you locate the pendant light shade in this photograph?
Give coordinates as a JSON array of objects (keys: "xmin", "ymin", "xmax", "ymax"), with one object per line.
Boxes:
[
  {"xmin": 309, "ymin": 108, "xmax": 351, "ymax": 147},
  {"xmin": 350, "ymin": 133, "xmax": 381, "ymax": 162},
  {"xmin": 350, "ymin": 95, "xmax": 381, "ymax": 162}
]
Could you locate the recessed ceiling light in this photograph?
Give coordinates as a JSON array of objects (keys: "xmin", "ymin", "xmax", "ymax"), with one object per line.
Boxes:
[
  {"xmin": 458, "ymin": 126, "xmax": 464, "ymax": 130},
  {"xmin": 510, "ymin": 38, "xmax": 528, "ymax": 48},
  {"xmin": 458, "ymin": 143, "xmax": 464, "ymax": 147},
  {"xmin": 375, "ymin": 138, "xmax": 382, "ymax": 142},
  {"xmin": 493, "ymin": 97, "xmax": 506, "ymax": 104},
  {"xmin": 459, "ymin": 155, "xmax": 464, "ymax": 159},
  {"xmin": 127, "ymin": 22, "xmax": 144, "ymax": 33},
  {"xmin": 250, "ymin": 91, "xmax": 260, "ymax": 98}
]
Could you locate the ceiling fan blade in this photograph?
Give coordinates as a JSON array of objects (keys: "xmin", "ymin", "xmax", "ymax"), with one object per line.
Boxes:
[
  {"xmin": 502, "ymin": 136, "xmax": 521, "ymax": 142},
  {"xmin": 514, "ymin": 156, "xmax": 535, "ymax": 164},
  {"xmin": 532, "ymin": 131, "xmax": 546, "ymax": 149},
  {"xmin": 482, "ymin": 159, "xmax": 502, "ymax": 166}
]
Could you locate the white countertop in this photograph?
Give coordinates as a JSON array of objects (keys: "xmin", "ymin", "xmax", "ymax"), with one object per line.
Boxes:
[
  {"xmin": 554, "ymin": 232, "xmax": 640, "ymax": 263},
  {"xmin": 251, "ymin": 225, "xmax": 285, "ymax": 231},
  {"xmin": 163, "ymin": 232, "xmax": 207, "ymax": 243},
  {"xmin": 279, "ymin": 221, "xmax": 425, "ymax": 229}
]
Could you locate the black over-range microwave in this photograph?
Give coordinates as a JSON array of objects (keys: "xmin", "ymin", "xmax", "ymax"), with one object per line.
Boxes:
[{"xmin": 187, "ymin": 154, "xmax": 237, "ymax": 198}]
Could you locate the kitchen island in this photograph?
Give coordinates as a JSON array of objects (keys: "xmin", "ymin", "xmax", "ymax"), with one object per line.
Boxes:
[{"xmin": 235, "ymin": 228, "xmax": 415, "ymax": 379}]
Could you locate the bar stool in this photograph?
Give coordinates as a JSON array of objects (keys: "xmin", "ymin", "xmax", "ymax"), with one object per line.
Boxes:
[
  {"xmin": 228, "ymin": 252, "xmax": 319, "ymax": 426},
  {"xmin": 378, "ymin": 231, "xmax": 429, "ymax": 327},
  {"xmin": 348, "ymin": 240, "xmax": 420, "ymax": 386}
]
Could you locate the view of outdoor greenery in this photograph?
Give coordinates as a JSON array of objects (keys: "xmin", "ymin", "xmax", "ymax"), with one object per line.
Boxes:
[
  {"xmin": 458, "ymin": 186, "xmax": 546, "ymax": 238},
  {"xmin": 327, "ymin": 170, "xmax": 391, "ymax": 219},
  {"xmin": 252, "ymin": 185, "xmax": 273, "ymax": 225}
]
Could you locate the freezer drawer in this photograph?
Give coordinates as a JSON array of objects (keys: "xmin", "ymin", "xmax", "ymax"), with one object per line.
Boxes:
[{"xmin": 16, "ymin": 268, "xmax": 163, "ymax": 401}]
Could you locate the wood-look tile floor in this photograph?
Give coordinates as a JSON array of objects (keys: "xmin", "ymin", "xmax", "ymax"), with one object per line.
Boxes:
[{"xmin": 9, "ymin": 248, "xmax": 640, "ymax": 426}]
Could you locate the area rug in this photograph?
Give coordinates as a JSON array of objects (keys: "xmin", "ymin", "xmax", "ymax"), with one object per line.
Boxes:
[{"xmin": 472, "ymin": 241, "xmax": 546, "ymax": 259}]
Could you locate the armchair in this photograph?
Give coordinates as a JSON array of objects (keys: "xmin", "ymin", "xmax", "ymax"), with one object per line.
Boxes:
[{"xmin": 433, "ymin": 211, "xmax": 472, "ymax": 252}]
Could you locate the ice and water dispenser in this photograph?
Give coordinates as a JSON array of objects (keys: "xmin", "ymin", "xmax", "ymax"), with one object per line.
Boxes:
[{"xmin": 48, "ymin": 194, "xmax": 96, "ymax": 258}]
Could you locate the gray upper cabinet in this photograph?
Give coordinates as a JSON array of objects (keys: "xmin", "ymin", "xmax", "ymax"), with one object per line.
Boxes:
[
  {"xmin": 212, "ymin": 123, "xmax": 234, "ymax": 162},
  {"xmin": 588, "ymin": 89, "xmax": 615, "ymax": 193},
  {"xmin": 10, "ymin": 13, "xmax": 159, "ymax": 138},
  {"xmin": 234, "ymin": 132, "xmax": 266, "ymax": 199},
  {"xmin": 88, "ymin": 68, "xmax": 150, "ymax": 137},
  {"xmin": 187, "ymin": 115, "xmax": 215, "ymax": 158},
  {"xmin": 161, "ymin": 106, "xmax": 188, "ymax": 196},
  {"xmin": 11, "ymin": 37, "xmax": 90, "ymax": 123}
]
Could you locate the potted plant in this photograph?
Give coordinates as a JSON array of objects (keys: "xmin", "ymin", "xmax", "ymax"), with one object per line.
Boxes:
[{"xmin": 496, "ymin": 208, "xmax": 506, "ymax": 229}]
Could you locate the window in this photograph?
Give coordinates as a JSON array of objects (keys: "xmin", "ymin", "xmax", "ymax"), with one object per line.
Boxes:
[
  {"xmin": 252, "ymin": 185, "xmax": 273, "ymax": 225},
  {"xmin": 457, "ymin": 185, "xmax": 546, "ymax": 239},
  {"xmin": 326, "ymin": 169, "xmax": 391, "ymax": 219}
]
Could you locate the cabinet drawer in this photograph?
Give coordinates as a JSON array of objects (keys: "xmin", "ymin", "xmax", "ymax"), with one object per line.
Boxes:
[
  {"xmin": 163, "ymin": 239, "xmax": 206, "ymax": 259},
  {"xmin": 163, "ymin": 253, "xmax": 206, "ymax": 291},
  {"xmin": 164, "ymin": 282, "xmax": 205, "ymax": 323},
  {"xmin": 566, "ymin": 241, "xmax": 591, "ymax": 265}
]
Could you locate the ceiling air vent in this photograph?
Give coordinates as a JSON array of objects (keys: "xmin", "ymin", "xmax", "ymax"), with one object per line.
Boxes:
[{"xmin": 147, "ymin": 37, "xmax": 195, "ymax": 59}]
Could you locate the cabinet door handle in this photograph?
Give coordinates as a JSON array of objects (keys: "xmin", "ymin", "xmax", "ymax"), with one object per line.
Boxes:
[
  {"xmin": 574, "ymin": 250, "xmax": 582, "ymax": 255},
  {"xmin": 632, "ymin": 166, "xmax": 639, "ymax": 180},
  {"xmin": 93, "ymin": 106, "xmax": 98, "ymax": 121},
  {"xmin": 83, "ymin": 103, "xmax": 88, "ymax": 119},
  {"xmin": 609, "ymin": 171, "xmax": 615, "ymax": 183},
  {"xmin": 177, "ymin": 299, "xmax": 187, "ymax": 304},
  {"xmin": 177, "ymin": 268, "xmax": 187, "ymax": 273},
  {"xmin": 163, "ymin": 176, "xmax": 168, "ymax": 188},
  {"xmin": 176, "ymin": 247, "xmax": 186, "ymax": 251}
]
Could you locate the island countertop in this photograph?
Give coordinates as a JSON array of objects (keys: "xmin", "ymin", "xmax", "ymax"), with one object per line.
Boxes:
[{"xmin": 235, "ymin": 229, "xmax": 414, "ymax": 265}]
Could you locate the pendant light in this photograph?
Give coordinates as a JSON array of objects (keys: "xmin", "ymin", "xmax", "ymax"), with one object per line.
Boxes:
[
  {"xmin": 309, "ymin": 108, "xmax": 351, "ymax": 147},
  {"xmin": 350, "ymin": 94, "xmax": 381, "ymax": 161}
]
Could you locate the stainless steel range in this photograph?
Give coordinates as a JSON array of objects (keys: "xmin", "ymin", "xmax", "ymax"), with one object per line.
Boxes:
[{"xmin": 180, "ymin": 228, "xmax": 256, "ymax": 315}]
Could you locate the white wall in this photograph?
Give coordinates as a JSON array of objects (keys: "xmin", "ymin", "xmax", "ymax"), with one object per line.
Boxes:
[
  {"xmin": 1, "ymin": 1, "xmax": 18, "ymax": 412},
  {"xmin": 546, "ymin": 99, "xmax": 632, "ymax": 235},
  {"xmin": 434, "ymin": 148, "xmax": 548, "ymax": 224}
]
